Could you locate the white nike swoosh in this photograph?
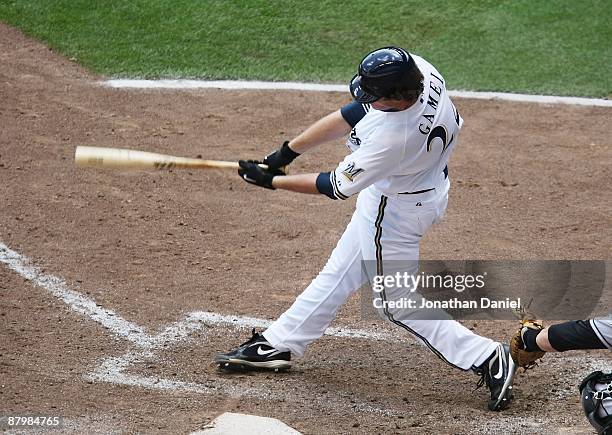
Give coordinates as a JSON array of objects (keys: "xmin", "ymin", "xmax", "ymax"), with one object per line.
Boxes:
[
  {"xmin": 493, "ymin": 348, "xmax": 505, "ymax": 379},
  {"xmin": 256, "ymin": 346, "xmax": 278, "ymax": 356}
]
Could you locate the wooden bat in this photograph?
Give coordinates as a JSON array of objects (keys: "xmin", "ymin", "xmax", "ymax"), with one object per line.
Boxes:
[{"xmin": 74, "ymin": 146, "xmax": 264, "ymax": 171}]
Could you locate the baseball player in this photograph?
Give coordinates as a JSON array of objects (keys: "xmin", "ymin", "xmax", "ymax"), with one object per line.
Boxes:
[{"xmin": 215, "ymin": 47, "xmax": 517, "ymax": 411}]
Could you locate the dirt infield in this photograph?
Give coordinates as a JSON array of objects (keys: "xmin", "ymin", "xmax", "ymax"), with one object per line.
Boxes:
[{"xmin": 1, "ymin": 23, "xmax": 610, "ymax": 434}]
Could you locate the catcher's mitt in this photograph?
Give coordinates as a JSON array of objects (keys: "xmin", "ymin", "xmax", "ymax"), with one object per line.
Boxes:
[{"xmin": 510, "ymin": 319, "xmax": 545, "ymax": 369}]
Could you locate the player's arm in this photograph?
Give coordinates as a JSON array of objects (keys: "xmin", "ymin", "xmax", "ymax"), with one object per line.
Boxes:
[
  {"xmin": 536, "ymin": 320, "xmax": 608, "ymax": 352},
  {"xmin": 288, "ymin": 110, "xmax": 351, "ymax": 154},
  {"xmin": 240, "ymin": 131, "xmax": 403, "ymax": 199},
  {"xmin": 263, "ymin": 102, "xmax": 368, "ymax": 169},
  {"xmin": 273, "ymin": 143, "xmax": 402, "ymax": 199},
  {"xmin": 236, "ymin": 163, "xmax": 328, "ymax": 195},
  {"xmin": 515, "ymin": 319, "xmax": 608, "ymax": 357},
  {"xmin": 237, "ymin": 168, "xmax": 350, "ymax": 199},
  {"xmin": 270, "ymin": 173, "xmax": 318, "ymax": 193}
]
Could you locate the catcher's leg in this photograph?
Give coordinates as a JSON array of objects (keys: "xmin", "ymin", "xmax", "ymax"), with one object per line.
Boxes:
[{"xmin": 262, "ymin": 206, "xmax": 366, "ymax": 357}]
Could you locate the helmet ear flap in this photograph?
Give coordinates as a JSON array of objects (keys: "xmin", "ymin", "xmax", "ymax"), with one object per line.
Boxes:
[{"xmin": 349, "ymin": 74, "xmax": 380, "ymax": 103}]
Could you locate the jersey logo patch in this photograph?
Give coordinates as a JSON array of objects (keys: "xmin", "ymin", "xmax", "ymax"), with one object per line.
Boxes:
[
  {"xmin": 341, "ymin": 162, "xmax": 365, "ymax": 182},
  {"xmin": 349, "ymin": 128, "xmax": 361, "ymax": 147}
]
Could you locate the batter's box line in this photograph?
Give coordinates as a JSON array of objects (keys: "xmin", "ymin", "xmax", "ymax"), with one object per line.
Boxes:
[
  {"xmin": 0, "ymin": 241, "xmax": 403, "ymax": 415},
  {"xmin": 86, "ymin": 348, "xmax": 402, "ymax": 417},
  {"xmin": 0, "ymin": 242, "xmax": 153, "ymax": 348},
  {"xmin": 85, "ymin": 310, "xmax": 401, "ymax": 399}
]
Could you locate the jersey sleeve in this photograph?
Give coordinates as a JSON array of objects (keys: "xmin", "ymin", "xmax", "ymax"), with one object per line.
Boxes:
[
  {"xmin": 329, "ymin": 132, "xmax": 404, "ymax": 199},
  {"xmin": 340, "ymin": 101, "xmax": 368, "ymax": 127},
  {"xmin": 315, "ymin": 172, "xmax": 337, "ymax": 200}
]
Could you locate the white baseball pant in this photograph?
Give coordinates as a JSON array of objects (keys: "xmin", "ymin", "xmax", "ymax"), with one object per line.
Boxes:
[{"xmin": 263, "ymin": 178, "xmax": 499, "ymax": 370}]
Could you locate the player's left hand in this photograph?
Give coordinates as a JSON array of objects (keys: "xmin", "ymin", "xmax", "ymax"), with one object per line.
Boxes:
[
  {"xmin": 238, "ymin": 160, "xmax": 285, "ymax": 190},
  {"xmin": 263, "ymin": 141, "xmax": 300, "ymax": 170},
  {"xmin": 510, "ymin": 319, "xmax": 545, "ymax": 369}
]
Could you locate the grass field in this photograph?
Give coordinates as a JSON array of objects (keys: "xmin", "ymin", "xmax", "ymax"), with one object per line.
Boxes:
[{"xmin": 0, "ymin": 0, "xmax": 610, "ymax": 97}]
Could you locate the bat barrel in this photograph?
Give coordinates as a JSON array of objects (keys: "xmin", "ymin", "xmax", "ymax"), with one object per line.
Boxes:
[{"xmin": 74, "ymin": 146, "xmax": 243, "ymax": 170}]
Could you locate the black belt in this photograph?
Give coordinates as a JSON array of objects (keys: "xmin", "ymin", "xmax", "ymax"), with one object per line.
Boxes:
[{"xmin": 398, "ymin": 165, "xmax": 448, "ymax": 195}]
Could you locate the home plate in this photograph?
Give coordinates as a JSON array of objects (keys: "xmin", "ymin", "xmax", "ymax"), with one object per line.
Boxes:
[{"xmin": 192, "ymin": 412, "xmax": 302, "ymax": 435}]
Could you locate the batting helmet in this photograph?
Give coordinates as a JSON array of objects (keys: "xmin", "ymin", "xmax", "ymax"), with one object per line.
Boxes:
[
  {"xmin": 349, "ymin": 46, "xmax": 424, "ymax": 104},
  {"xmin": 579, "ymin": 371, "xmax": 612, "ymax": 435}
]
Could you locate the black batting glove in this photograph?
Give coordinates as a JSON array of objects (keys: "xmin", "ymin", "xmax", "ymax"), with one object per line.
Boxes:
[
  {"xmin": 263, "ymin": 141, "xmax": 300, "ymax": 170},
  {"xmin": 238, "ymin": 160, "xmax": 285, "ymax": 190}
]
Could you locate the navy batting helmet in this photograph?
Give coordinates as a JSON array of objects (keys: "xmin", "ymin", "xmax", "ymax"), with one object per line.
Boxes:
[
  {"xmin": 349, "ymin": 46, "xmax": 424, "ymax": 103},
  {"xmin": 579, "ymin": 371, "xmax": 612, "ymax": 434}
]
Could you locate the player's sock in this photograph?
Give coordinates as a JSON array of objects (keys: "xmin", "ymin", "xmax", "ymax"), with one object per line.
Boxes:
[{"xmin": 522, "ymin": 328, "xmax": 543, "ymax": 352}]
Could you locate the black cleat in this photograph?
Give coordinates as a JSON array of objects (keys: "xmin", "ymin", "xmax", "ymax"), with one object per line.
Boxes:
[
  {"xmin": 214, "ymin": 329, "xmax": 291, "ymax": 371},
  {"xmin": 475, "ymin": 344, "xmax": 517, "ymax": 411}
]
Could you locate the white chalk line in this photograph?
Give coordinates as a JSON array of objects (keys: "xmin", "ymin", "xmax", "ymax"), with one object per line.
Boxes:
[
  {"xmin": 0, "ymin": 241, "xmax": 399, "ymax": 415},
  {"xmin": 184, "ymin": 310, "xmax": 395, "ymax": 341},
  {"xmin": 86, "ymin": 351, "xmax": 219, "ymax": 396},
  {"xmin": 85, "ymin": 348, "xmax": 400, "ymax": 416},
  {"xmin": 103, "ymin": 79, "xmax": 612, "ymax": 108},
  {"xmin": 0, "ymin": 241, "xmax": 391, "ymax": 344},
  {"xmin": 0, "ymin": 242, "xmax": 152, "ymax": 347}
]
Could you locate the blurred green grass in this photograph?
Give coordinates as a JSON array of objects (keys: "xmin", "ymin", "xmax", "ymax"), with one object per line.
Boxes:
[{"xmin": 0, "ymin": 0, "xmax": 610, "ymax": 97}]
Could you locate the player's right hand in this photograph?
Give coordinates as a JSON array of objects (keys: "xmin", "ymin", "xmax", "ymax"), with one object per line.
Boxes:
[
  {"xmin": 263, "ymin": 141, "xmax": 300, "ymax": 170},
  {"xmin": 238, "ymin": 160, "xmax": 285, "ymax": 190}
]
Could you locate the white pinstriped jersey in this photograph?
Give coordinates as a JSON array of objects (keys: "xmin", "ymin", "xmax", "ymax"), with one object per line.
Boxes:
[{"xmin": 330, "ymin": 55, "xmax": 463, "ymax": 199}]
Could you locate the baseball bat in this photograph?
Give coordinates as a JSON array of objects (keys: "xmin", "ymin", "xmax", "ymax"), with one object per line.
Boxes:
[{"xmin": 74, "ymin": 146, "xmax": 264, "ymax": 171}]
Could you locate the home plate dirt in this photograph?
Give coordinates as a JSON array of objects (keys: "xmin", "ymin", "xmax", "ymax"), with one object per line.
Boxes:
[{"xmin": 0, "ymin": 22, "xmax": 610, "ymax": 434}]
